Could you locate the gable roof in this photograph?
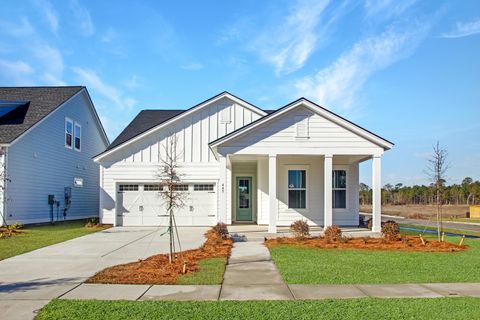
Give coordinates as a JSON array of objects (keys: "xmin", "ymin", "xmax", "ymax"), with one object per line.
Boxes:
[
  {"xmin": 0, "ymin": 86, "xmax": 94, "ymax": 144},
  {"xmin": 107, "ymin": 109, "xmax": 184, "ymax": 151},
  {"xmin": 209, "ymin": 97, "xmax": 394, "ymax": 151},
  {"xmin": 94, "ymin": 91, "xmax": 267, "ymax": 161}
]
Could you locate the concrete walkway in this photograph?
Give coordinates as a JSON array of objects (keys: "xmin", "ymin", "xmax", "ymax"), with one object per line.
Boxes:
[{"xmin": 0, "ymin": 226, "xmax": 208, "ymax": 320}]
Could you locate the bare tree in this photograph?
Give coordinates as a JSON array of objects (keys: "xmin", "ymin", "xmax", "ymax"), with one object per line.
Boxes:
[
  {"xmin": 0, "ymin": 148, "xmax": 9, "ymax": 227},
  {"xmin": 157, "ymin": 133, "xmax": 187, "ymax": 263},
  {"xmin": 425, "ymin": 141, "xmax": 449, "ymax": 241}
]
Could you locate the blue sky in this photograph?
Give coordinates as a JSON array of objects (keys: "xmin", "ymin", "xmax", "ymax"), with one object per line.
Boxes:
[{"xmin": 0, "ymin": 0, "xmax": 479, "ymax": 186}]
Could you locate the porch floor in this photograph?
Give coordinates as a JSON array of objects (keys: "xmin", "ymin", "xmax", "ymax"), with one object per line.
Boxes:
[{"xmin": 227, "ymin": 225, "xmax": 380, "ymax": 241}]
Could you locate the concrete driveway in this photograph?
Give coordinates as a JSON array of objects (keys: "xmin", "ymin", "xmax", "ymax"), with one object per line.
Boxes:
[{"xmin": 0, "ymin": 226, "xmax": 208, "ymax": 319}]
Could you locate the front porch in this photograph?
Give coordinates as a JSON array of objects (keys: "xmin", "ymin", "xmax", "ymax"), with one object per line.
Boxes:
[{"xmin": 218, "ymin": 153, "xmax": 383, "ymax": 234}]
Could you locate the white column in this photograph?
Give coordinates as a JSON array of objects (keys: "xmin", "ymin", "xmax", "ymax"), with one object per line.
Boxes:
[
  {"xmin": 219, "ymin": 155, "xmax": 227, "ymax": 224},
  {"xmin": 226, "ymin": 155, "xmax": 232, "ymax": 225},
  {"xmin": 372, "ymin": 155, "xmax": 382, "ymax": 232},
  {"xmin": 268, "ymin": 154, "xmax": 277, "ymax": 233},
  {"xmin": 324, "ymin": 154, "xmax": 333, "ymax": 229}
]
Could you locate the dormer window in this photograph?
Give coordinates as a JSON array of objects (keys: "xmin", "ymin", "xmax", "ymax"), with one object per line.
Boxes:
[{"xmin": 65, "ymin": 118, "xmax": 73, "ymax": 149}]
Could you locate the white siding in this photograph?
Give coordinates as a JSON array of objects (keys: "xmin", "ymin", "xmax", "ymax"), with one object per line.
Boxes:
[
  {"xmin": 5, "ymin": 91, "xmax": 108, "ymax": 225},
  {"xmin": 218, "ymin": 106, "xmax": 383, "ymax": 156},
  {"xmin": 99, "ymin": 97, "xmax": 264, "ymax": 224}
]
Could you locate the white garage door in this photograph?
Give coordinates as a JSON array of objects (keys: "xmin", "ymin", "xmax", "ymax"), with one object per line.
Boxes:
[{"xmin": 116, "ymin": 183, "xmax": 217, "ymax": 226}]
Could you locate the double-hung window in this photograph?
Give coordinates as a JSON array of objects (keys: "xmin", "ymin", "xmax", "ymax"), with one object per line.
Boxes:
[
  {"xmin": 65, "ymin": 118, "xmax": 73, "ymax": 149},
  {"xmin": 332, "ymin": 170, "xmax": 347, "ymax": 209},
  {"xmin": 288, "ymin": 170, "xmax": 306, "ymax": 209},
  {"xmin": 74, "ymin": 122, "xmax": 81, "ymax": 151}
]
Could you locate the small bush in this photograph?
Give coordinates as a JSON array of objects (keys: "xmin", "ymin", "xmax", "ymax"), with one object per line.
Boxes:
[
  {"xmin": 382, "ymin": 220, "xmax": 400, "ymax": 241},
  {"xmin": 85, "ymin": 218, "xmax": 100, "ymax": 228},
  {"xmin": 7, "ymin": 222, "xmax": 23, "ymax": 231},
  {"xmin": 212, "ymin": 222, "xmax": 229, "ymax": 239},
  {"xmin": 290, "ymin": 220, "xmax": 310, "ymax": 239},
  {"xmin": 324, "ymin": 225, "xmax": 342, "ymax": 241}
]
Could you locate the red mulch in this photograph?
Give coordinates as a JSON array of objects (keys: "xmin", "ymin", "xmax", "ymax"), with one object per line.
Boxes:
[
  {"xmin": 0, "ymin": 228, "xmax": 24, "ymax": 238},
  {"xmin": 86, "ymin": 229, "xmax": 232, "ymax": 285},
  {"xmin": 265, "ymin": 235, "xmax": 467, "ymax": 252}
]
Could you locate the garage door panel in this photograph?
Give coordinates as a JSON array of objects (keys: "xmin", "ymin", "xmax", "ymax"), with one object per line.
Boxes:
[{"xmin": 117, "ymin": 183, "xmax": 216, "ymax": 226}]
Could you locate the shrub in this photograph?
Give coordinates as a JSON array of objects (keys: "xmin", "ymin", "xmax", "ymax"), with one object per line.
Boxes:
[
  {"xmin": 212, "ymin": 222, "xmax": 229, "ymax": 239},
  {"xmin": 85, "ymin": 218, "xmax": 100, "ymax": 228},
  {"xmin": 381, "ymin": 220, "xmax": 400, "ymax": 241},
  {"xmin": 7, "ymin": 222, "xmax": 23, "ymax": 231},
  {"xmin": 324, "ymin": 225, "xmax": 342, "ymax": 241},
  {"xmin": 290, "ymin": 220, "xmax": 310, "ymax": 239},
  {"xmin": 367, "ymin": 218, "xmax": 373, "ymax": 230}
]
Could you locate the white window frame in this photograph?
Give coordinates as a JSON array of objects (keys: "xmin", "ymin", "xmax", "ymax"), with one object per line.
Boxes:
[
  {"xmin": 332, "ymin": 166, "xmax": 349, "ymax": 212},
  {"xmin": 74, "ymin": 122, "xmax": 81, "ymax": 152},
  {"xmin": 194, "ymin": 184, "xmax": 215, "ymax": 192},
  {"xmin": 295, "ymin": 115, "xmax": 309, "ymax": 139},
  {"xmin": 285, "ymin": 165, "xmax": 309, "ymax": 210},
  {"xmin": 65, "ymin": 117, "xmax": 73, "ymax": 149}
]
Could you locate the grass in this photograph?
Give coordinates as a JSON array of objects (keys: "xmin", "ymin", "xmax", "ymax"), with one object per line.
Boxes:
[
  {"xmin": 269, "ymin": 230, "xmax": 480, "ymax": 284},
  {"xmin": 36, "ymin": 298, "xmax": 480, "ymax": 320},
  {"xmin": 177, "ymin": 257, "xmax": 227, "ymax": 285},
  {"xmin": 453, "ymin": 218, "xmax": 480, "ymax": 224},
  {"xmin": 0, "ymin": 220, "xmax": 109, "ymax": 260},
  {"xmin": 399, "ymin": 223, "xmax": 480, "ymax": 237}
]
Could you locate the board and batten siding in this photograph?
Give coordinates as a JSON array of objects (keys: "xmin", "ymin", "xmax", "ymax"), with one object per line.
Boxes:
[
  {"xmin": 5, "ymin": 91, "xmax": 108, "ymax": 224},
  {"xmin": 99, "ymin": 97, "xmax": 264, "ymax": 225},
  {"xmin": 218, "ymin": 106, "xmax": 383, "ymax": 156}
]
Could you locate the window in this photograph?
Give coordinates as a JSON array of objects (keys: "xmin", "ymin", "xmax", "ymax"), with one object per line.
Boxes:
[
  {"xmin": 65, "ymin": 118, "xmax": 73, "ymax": 148},
  {"xmin": 74, "ymin": 122, "xmax": 81, "ymax": 151},
  {"xmin": 295, "ymin": 115, "xmax": 309, "ymax": 138},
  {"xmin": 332, "ymin": 170, "xmax": 347, "ymax": 209},
  {"xmin": 119, "ymin": 184, "xmax": 139, "ymax": 191},
  {"xmin": 288, "ymin": 170, "xmax": 306, "ymax": 209},
  {"xmin": 144, "ymin": 184, "xmax": 162, "ymax": 191},
  {"xmin": 194, "ymin": 184, "xmax": 214, "ymax": 191},
  {"xmin": 220, "ymin": 105, "xmax": 231, "ymax": 123},
  {"xmin": 171, "ymin": 184, "xmax": 189, "ymax": 191}
]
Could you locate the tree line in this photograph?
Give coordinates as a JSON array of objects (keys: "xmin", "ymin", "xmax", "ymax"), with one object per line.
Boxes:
[{"xmin": 359, "ymin": 177, "xmax": 480, "ymax": 206}]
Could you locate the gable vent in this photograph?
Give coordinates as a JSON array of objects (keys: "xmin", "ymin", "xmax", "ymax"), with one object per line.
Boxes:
[{"xmin": 295, "ymin": 115, "xmax": 309, "ymax": 138}]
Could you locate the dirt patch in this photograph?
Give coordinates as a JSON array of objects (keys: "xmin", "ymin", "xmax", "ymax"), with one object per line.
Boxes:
[
  {"xmin": 86, "ymin": 229, "xmax": 232, "ymax": 285},
  {"xmin": 265, "ymin": 236, "xmax": 467, "ymax": 252}
]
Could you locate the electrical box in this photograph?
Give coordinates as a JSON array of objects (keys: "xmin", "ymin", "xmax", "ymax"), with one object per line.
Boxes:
[
  {"xmin": 64, "ymin": 187, "xmax": 72, "ymax": 205},
  {"xmin": 48, "ymin": 194, "xmax": 55, "ymax": 205}
]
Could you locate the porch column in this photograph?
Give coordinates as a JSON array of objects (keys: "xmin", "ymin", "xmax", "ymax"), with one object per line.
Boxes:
[
  {"xmin": 268, "ymin": 154, "xmax": 277, "ymax": 233},
  {"xmin": 323, "ymin": 154, "xmax": 333, "ymax": 229},
  {"xmin": 372, "ymin": 155, "xmax": 382, "ymax": 232},
  {"xmin": 219, "ymin": 155, "xmax": 227, "ymax": 224}
]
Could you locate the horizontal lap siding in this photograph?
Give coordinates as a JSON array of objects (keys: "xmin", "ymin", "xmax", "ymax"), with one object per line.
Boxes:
[
  {"xmin": 6, "ymin": 92, "xmax": 107, "ymax": 224},
  {"xmin": 225, "ymin": 106, "xmax": 379, "ymax": 153},
  {"xmin": 99, "ymin": 97, "xmax": 265, "ymax": 224}
]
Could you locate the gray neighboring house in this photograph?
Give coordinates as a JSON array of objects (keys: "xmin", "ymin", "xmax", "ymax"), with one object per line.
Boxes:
[{"xmin": 0, "ymin": 86, "xmax": 109, "ymax": 225}]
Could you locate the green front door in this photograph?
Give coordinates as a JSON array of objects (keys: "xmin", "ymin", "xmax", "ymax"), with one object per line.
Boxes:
[{"xmin": 236, "ymin": 177, "xmax": 253, "ymax": 221}]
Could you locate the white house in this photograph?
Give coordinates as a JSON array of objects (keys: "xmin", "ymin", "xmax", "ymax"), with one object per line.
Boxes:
[
  {"xmin": 94, "ymin": 92, "xmax": 392, "ymax": 232},
  {"xmin": 0, "ymin": 86, "xmax": 109, "ymax": 225}
]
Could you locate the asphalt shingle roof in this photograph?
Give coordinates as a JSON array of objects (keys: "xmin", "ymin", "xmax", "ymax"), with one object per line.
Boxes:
[{"xmin": 0, "ymin": 86, "xmax": 84, "ymax": 144}]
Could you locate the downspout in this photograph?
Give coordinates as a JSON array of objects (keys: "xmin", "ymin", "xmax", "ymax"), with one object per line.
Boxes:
[{"xmin": 0, "ymin": 146, "xmax": 8, "ymax": 227}]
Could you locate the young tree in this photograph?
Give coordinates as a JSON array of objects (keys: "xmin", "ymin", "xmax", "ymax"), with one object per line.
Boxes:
[
  {"xmin": 425, "ymin": 141, "xmax": 449, "ymax": 241},
  {"xmin": 157, "ymin": 133, "xmax": 187, "ymax": 263},
  {"xmin": 0, "ymin": 148, "xmax": 9, "ymax": 227}
]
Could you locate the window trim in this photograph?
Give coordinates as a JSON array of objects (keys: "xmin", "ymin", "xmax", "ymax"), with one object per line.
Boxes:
[
  {"xmin": 65, "ymin": 117, "xmax": 73, "ymax": 149},
  {"xmin": 74, "ymin": 122, "xmax": 81, "ymax": 152},
  {"xmin": 332, "ymin": 166, "xmax": 349, "ymax": 212},
  {"xmin": 286, "ymin": 165, "xmax": 309, "ymax": 210},
  {"xmin": 170, "ymin": 184, "xmax": 189, "ymax": 192},
  {"xmin": 194, "ymin": 184, "xmax": 215, "ymax": 192}
]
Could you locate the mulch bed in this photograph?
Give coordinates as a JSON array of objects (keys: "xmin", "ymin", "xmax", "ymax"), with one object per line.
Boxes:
[
  {"xmin": 0, "ymin": 228, "xmax": 24, "ymax": 238},
  {"xmin": 265, "ymin": 235, "xmax": 467, "ymax": 252},
  {"xmin": 86, "ymin": 229, "xmax": 232, "ymax": 285}
]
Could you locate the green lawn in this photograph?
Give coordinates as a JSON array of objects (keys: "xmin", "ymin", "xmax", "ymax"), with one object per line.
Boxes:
[
  {"xmin": 399, "ymin": 223, "xmax": 480, "ymax": 237},
  {"xmin": 0, "ymin": 220, "xmax": 109, "ymax": 260},
  {"xmin": 269, "ymin": 233, "xmax": 480, "ymax": 284},
  {"xmin": 36, "ymin": 298, "xmax": 480, "ymax": 320},
  {"xmin": 177, "ymin": 257, "xmax": 226, "ymax": 285}
]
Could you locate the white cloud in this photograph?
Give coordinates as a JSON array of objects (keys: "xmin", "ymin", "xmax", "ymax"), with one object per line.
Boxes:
[
  {"xmin": 100, "ymin": 27, "xmax": 118, "ymax": 43},
  {"xmin": 364, "ymin": 0, "xmax": 417, "ymax": 19},
  {"xmin": 34, "ymin": 0, "xmax": 59, "ymax": 34},
  {"xmin": 0, "ymin": 17, "xmax": 35, "ymax": 37},
  {"xmin": 72, "ymin": 67, "xmax": 137, "ymax": 111},
  {"xmin": 180, "ymin": 62, "xmax": 204, "ymax": 71},
  {"xmin": 0, "ymin": 59, "xmax": 35, "ymax": 85},
  {"xmin": 253, "ymin": 0, "xmax": 331, "ymax": 75},
  {"xmin": 295, "ymin": 23, "xmax": 431, "ymax": 110},
  {"xmin": 70, "ymin": 0, "xmax": 95, "ymax": 36},
  {"xmin": 32, "ymin": 44, "xmax": 65, "ymax": 85},
  {"xmin": 441, "ymin": 18, "xmax": 480, "ymax": 38},
  {"xmin": 124, "ymin": 75, "xmax": 140, "ymax": 89}
]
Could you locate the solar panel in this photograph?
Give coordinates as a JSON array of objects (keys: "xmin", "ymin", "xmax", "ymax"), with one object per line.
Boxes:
[{"xmin": 0, "ymin": 101, "xmax": 29, "ymax": 117}]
